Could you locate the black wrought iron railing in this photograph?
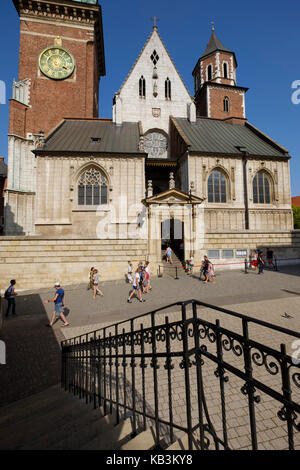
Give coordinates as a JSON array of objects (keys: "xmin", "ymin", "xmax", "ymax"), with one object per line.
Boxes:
[{"xmin": 61, "ymin": 299, "xmax": 300, "ymax": 450}]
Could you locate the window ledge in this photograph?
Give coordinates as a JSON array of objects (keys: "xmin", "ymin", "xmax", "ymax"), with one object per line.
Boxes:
[{"xmin": 72, "ymin": 206, "xmax": 110, "ymax": 212}]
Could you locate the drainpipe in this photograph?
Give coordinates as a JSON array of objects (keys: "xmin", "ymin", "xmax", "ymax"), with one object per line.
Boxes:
[{"xmin": 236, "ymin": 146, "xmax": 249, "ymax": 230}]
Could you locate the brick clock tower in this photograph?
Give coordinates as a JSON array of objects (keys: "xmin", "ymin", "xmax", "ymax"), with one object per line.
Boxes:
[
  {"xmin": 193, "ymin": 27, "xmax": 248, "ymax": 123},
  {"xmin": 6, "ymin": 0, "xmax": 105, "ymax": 235}
]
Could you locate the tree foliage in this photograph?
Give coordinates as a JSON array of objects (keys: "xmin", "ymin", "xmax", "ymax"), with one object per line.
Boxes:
[{"xmin": 292, "ymin": 205, "xmax": 300, "ymax": 229}]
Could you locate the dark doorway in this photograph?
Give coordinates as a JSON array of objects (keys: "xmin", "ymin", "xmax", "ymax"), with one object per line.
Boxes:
[{"xmin": 161, "ymin": 218, "xmax": 184, "ymax": 261}]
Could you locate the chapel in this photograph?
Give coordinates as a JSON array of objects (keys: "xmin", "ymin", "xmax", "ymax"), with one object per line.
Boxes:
[{"xmin": 5, "ymin": 0, "xmax": 293, "ymax": 272}]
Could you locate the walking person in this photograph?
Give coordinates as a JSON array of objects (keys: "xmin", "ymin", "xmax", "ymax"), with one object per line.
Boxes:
[
  {"xmin": 5, "ymin": 280, "xmax": 17, "ymax": 317},
  {"xmin": 145, "ymin": 261, "xmax": 152, "ymax": 291},
  {"xmin": 127, "ymin": 268, "xmax": 145, "ymax": 303},
  {"xmin": 251, "ymin": 250, "xmax": 258, "ymax": 271},
  {"xmin": 45, "ymin": 282, "xmax": 69, "ymax": 327},
  {"xmin": 127, "ymin": 261, "xmax": 133, "ymax": 284},
  {"xmin": 165, "ymin": 245, "xmax": 173, "ymax": 264},
  {"xmin": 202, "ymin": 256, "xmax": 209, "ymax": 282},
  {"xmin": 187, "ymin": 255, "xmax": 194, "ymax": 275},
  {"xmin": 87, "ymin": 266, "xmax": 94, "ymax": 290},
  {"xmin": 92, "ymin": 269, "xmax": 104, "ymax": 299},
  {"xmin": 207, "ymin": 261, "xmax": 216, "ymax": 283},
  {"xmin": 139, "ymin": 267, "xmax": 146, "ymax": 293},
  {"xmin": 258, "ymin": 250, "xmax": 264, "ymax": 275},
  {"xmin": 203, "ymin": 257, "xmax": 216, "ymax": 283}
]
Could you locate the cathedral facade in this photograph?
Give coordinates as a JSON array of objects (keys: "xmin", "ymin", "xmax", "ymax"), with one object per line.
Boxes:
[{"xmin": 3, "ymin": 0, "xmax": 296, "ymax": 288}]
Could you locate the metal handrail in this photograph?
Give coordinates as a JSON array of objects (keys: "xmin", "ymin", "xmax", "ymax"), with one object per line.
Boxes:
[{"xmin": 61, "ymin": 299, "xmax": 300, "ymax": 450}]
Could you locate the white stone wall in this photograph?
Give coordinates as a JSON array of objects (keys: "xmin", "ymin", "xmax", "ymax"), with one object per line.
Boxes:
[
  {"xmin": 113, "ymin": 28, "xmax": 196, "ymax": 138},
  {"xmin": 5, "ymin": 135, "xmax": 36, "ymax": 235},
  {"xmin": 187, "ymin": 154, "xmax": 293, "ymax": 231},
  {"xmin": 35, "ymin": 155, "xmax": 147, "ymax": 238}
]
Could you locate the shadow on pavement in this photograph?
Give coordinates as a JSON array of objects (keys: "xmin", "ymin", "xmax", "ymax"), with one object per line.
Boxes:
[{"xmin": 0, "ymin": 293, "xmax": 63, "ymax": 407}]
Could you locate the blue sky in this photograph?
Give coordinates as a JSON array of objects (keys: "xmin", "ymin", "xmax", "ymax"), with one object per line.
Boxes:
[{"xmin": 1, "ymin": 0, "xmax": 300, "ymax": 195}]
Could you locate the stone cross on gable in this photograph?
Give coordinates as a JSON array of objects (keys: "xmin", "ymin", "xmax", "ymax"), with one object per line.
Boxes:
[{"xmin": 151, "ymin": 16, "xmax": 159, "ymax": 28}]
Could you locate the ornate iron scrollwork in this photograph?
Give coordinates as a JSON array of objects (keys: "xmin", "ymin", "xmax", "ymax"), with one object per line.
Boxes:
[
  {"xmin": 278, "ymin": 407, "xmax": 300, "ymax": 431},
  {"xmin": 164, "ymin": 357, "xmax": 174, "ymax": 370},
  {"xmin": 214, "ymin": 366, "xmax": 229, "ymax": 383},
  {"xmin": 221, "ymin": 334, "xmax": 243, "ymax": 357},
  {"xmin": 241, "ymin": 383, "xmax": 261, "ymax": 403},
  {"xmin": 251, "ymin": 349, "xmax": 280, "ymax": 376}
]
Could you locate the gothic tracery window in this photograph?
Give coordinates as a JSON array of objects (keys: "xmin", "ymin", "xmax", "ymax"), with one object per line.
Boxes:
[
  {"xmin": 144, "ymin": 132, "xmax": 168, "ymax": 158},
  {"xmin": 223, "ymin": 62, "xmax": 228, "ymax": 79},
  {"xmin": 207, "ymin": 64, "xmax": 213, "ymax": 81},
  {"xmin": 208, "ymin": 170, "xmax": 227, "ymax": 203},
  {"xmin": 78, "ymin": 167, "xmax": 108, "ymax": 206},
  {"xmin": 150, "ymin": 50, "xmax": 159, "ymax": 66},
  {"xmin": 139, "ymin": 76, "xmax": 146, "ymax": 98},
  {"xmin": 165, "ymin": 77, "xmax": 171, "ymax": 99},
  {"xmin": 253, "ymin": 171, "xmax": 271, "ymax": 204},
  {"xmin": 223, "ymin": 96, "xmax": 230, "ymax": 112}
]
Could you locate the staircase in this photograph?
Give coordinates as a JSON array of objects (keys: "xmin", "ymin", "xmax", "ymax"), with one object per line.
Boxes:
[
  {"xmin": 0, "ymin": 384, "xmax": 189, "ymax": 450},
  {"xmin": 161, "ymin": 250, "xmax": 186, "ymax": 278}
]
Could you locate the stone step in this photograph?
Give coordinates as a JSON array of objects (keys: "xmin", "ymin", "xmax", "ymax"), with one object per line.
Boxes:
[
  {"xmin": 166, "ymin": 433, "xmax": 200, "ymax": 450},
  {"xmin": 0, "ymin": 384, "xmax": 67, "ymax": 427},
  {"xmin": 120, "ymin": 427, "xmax": 162, "ymax": 450},
  {"xmin": 23, "ymin": 405, "xmax": 116, "ymax": 450},
  {"xmin": 80, "ymin": 417, "xmax": 136, "ymax": 450},
  {"xmin": 0, "ymin": 390, "xmax": 92, "ymax": 450}
]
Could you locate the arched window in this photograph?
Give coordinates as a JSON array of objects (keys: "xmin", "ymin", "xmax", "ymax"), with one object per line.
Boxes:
[
  {"xmin": 223, "ymin": 62, "xmax": 228, "ymax": 79},
  {"xmin": 78, "ymin": 167, "xmax": 108, "ymax": 206},
  {"xmin": 207, "ymin": 64, "xmax": 213, "ymax": 81},
  {"xmin": 139, "ymin": 76, "xmax": 146, "ymax": 98},
  {"xmin": 208, "ymin": 170, "xmax": 227, "ymax": 203},
  {"xmin": 165, "ymin": 77, "xmax": 171, "ymax": 99},
  {"xmin": 253, "ymin": 171, "xmax": 271, "ymax": 204},
  {"xmin": 223, "ymin": 96, "xmax": 230, "ymax": 112}
]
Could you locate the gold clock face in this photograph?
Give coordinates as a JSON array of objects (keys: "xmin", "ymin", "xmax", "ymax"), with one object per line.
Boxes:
[{"xmin": 38, "ymin": 47, "xmax": 75, "ymax": 80}]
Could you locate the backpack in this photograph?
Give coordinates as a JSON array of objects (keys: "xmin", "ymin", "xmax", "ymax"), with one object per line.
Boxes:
[{"xmin": 4, "ymin": 287, "xmax": 11, "ymax": 299}]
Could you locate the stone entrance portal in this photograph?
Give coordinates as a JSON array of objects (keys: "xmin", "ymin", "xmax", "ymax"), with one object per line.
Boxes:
[
  {"xmin": 142, "ymin": 188, "xmax": 204, "ymax": 265},
  {"xmin": 161, "ymin": 218, "xmax": 184, "ymax": 261}
]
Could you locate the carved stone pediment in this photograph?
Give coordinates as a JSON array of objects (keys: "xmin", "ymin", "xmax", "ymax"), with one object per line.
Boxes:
[{"xmin": 142, "ymin": 188, "xmax": 204, "ymax": 206}]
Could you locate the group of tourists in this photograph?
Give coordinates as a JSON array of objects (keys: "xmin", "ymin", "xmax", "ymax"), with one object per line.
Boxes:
[
  {"xmin": 127, "ymin": 261, "xmax": 152, "ymax": 303},
  {"xmin": 249, "ymin": 248, "xmax": 275, "ymax": 274},
  {"xmin": 3, "ymin": 247, "xmax": 276, "ymax": 325},
  {"xmin": 200, "ymin": 256, "xmax": 216, "ymax": 283},
  {"xmin": 87, "ymin": 267, "xmax": 104, "ymax": 299}
]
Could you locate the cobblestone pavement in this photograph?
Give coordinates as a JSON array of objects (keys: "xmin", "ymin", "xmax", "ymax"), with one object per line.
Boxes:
[
  {"xmin": 1, "ymin": 264, "xmax": 300, "ymax": 449},
  {"xmin": 18, "ymin": 263, "xmax": 300, "ymax": 332}
]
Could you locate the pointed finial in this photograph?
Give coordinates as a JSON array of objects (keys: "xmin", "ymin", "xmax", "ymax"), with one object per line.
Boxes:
[
  {"xmin": 211, "ymin": 21, "xmax": 215, "ymax": 31},
  {"xmin": 150, "ymin": 16, "xmax": 159, "ymax": 29}
]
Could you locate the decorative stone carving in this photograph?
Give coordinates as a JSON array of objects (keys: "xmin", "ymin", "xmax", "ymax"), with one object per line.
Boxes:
[
  {"xmin": 33, "ymin": 130, "xmax": 45, "ymax": 149},
  {"xmin": 169, "ymin": 172, "xmax": 175, "ymax": 189},
  {"xmin": 147, "ymin": 180, "xmax": 153, "ymax": 198}
]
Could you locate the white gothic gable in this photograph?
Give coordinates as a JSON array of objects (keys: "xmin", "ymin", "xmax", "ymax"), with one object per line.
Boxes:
[{"xmin": 113, "ymin": 27, "xmax": 196, "ymax": 133}]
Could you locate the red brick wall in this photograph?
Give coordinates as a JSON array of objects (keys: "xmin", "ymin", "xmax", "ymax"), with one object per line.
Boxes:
[
  {"xmin": 16, "ymin": 17, "xmax": 99, "ymax": 136},
  {"xmin": 8, "ymin": 99, "xmax": 28, "ymax": 137},
  {"xmin": 208, "ymin": 86, "xmax": 245, "ymax": 119}
]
